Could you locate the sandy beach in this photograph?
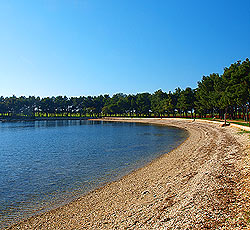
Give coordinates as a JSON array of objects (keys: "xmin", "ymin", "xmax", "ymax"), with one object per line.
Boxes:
[{"xmin": 9, "ymin": 118, "xmax": 250, "ymax": 229}]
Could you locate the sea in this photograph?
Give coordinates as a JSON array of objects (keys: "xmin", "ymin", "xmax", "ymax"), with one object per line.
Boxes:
[{"xmin": 0, "ymin": 120, "xmax": 188, "ymax": 228}]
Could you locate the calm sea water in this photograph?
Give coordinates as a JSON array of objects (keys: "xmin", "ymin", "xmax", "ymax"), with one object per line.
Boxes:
[{"xmin": 0, "ymin": 120, "xmax": 187, "ymax": 228}]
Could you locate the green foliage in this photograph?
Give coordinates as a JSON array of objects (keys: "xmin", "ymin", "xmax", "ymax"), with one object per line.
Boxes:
[
  {"xmin": 136, "ymin": 93, "xmax": 151, "ymax": 116},
  {"xmin": 237, "ymin": 129, "xmax": 250, "ymax": 134},
  {"xmin": 177, "ymin": 87, "xmax": 195, "ymax": 117},
  {"xmin": 0, "ymin": 58, "xmax": 249, "ymax": 120},
  {"xmin": 151, "ymin": 89, "xmax": 167, "ymax": 116}
]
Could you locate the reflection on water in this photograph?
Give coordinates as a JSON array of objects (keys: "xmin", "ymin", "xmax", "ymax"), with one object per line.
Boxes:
[{"xmin": 0, "ymin": 120, "xmax": 188, "ymax": 228}]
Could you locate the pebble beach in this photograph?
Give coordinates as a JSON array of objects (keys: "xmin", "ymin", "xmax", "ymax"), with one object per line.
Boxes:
[{"xmin": 9, "ymin": 118, "xmax": 250, "ymax": 229}]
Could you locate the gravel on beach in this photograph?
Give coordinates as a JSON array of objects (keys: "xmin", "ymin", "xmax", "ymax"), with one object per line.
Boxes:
[{"xmin": 9, "ymin": 118, "xmax": 250, "ymax": 229}]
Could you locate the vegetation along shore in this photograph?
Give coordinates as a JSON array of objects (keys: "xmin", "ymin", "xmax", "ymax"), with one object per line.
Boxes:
[
  {"xmin": 9, "ymin": 118, "xmax": 250, "ymax": 229},
  {"xmin": 2, "ymin": 1, "xmax": 250, "ymax": 229},
  {"xmin": 2, "ymin": 58, "xmax": 250, "ymax": 228},
  {"xmin": 0, "ymin": 59, "xmax": 249, "ymax": 125}
]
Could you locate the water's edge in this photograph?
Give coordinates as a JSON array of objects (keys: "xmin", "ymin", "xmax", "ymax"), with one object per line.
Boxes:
[{"xmin": 5, "ymin": 120, "xmax": 189, "ymax": 229}]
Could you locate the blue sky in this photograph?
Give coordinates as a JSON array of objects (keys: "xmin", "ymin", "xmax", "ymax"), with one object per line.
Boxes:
[{"xmin": 0, "ymin": 0, "xmax": 250, "ymax": 97}]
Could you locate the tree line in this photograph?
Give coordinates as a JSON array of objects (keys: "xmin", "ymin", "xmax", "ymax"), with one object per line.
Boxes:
[{"xmin": 0, "ymin": 58, "xmax": 249, "ymax": 120}]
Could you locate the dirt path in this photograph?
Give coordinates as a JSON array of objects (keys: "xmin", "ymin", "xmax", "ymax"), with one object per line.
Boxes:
[{"xmin": 9, "ymin": 118, "xmax": 250, "ymax": 229}]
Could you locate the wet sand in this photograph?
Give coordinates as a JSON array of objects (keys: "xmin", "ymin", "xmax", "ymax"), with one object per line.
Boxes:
[{"xmin": 9, "ymin": 118, "xmax": 250, "ymax": 229}]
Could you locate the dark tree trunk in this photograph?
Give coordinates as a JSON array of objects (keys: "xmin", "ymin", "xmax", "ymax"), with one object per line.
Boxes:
[{"xmin": 224, "ymin": 107, "xmax": 228, "ymax": 125}]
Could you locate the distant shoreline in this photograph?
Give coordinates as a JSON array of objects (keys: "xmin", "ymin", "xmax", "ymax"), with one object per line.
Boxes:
[
  {"xmin": 9, "ymin": 118, "xmax": 250, "ymax": 229},
  {"xmin": 0, "ymin": 117, "xmax": 96, "ymax": 122}
]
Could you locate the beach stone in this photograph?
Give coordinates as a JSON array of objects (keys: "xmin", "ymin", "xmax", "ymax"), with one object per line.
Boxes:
[{"xmin": 9, "ymin": 118, "xmax": 250, "ymax": 230}]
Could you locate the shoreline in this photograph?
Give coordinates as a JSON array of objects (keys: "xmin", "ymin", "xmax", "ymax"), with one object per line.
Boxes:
[
  {"xmin": 9, "ymin": 118, "xmax": 250, "ymax": 229},
  {"xmin": 0, "ymin": 117, "xmax": 94, "ymax": 122}
]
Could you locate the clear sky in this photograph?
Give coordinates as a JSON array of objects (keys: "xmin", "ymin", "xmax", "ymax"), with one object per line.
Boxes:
[{"xmin": 0, "ymin": 0, "xmax": 250, "ymax": 97}]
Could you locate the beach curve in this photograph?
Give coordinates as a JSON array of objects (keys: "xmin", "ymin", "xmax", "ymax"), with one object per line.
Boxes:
[{"xmin": 9, "ymin": 118, "xmax": 250, "ymax": 229}]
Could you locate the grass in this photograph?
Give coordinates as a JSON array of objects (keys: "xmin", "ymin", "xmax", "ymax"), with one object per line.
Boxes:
[
  {"xmin": 229, "ymin": 121, "xmax": 250, "ymax": 127},
  {"xmin": 237, "ymin": 129, "xmax": 250, "ymax": 134},
  {"xmin": 198, "ymin": 117, "xmax": 250, "ymax": 127}
]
